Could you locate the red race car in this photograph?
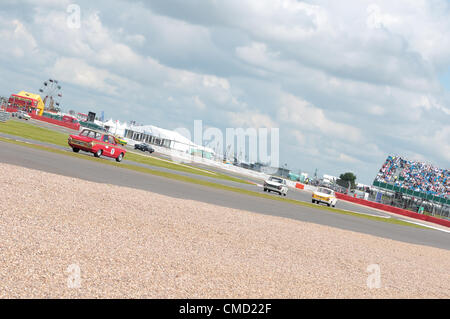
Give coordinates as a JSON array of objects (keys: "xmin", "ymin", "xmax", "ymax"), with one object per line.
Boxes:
[{"xmin": 68, "ymin": 128, "xmax": 127, "ymax": 162}]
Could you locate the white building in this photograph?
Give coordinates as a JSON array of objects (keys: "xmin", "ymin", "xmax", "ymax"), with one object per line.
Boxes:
[
  {"xmin": 102, "ymin": 119, "xmax": 128, "ymax": 137},
  {"xmin": 102, "ymin": 120, "xmax": 216, "ymax": 160}
]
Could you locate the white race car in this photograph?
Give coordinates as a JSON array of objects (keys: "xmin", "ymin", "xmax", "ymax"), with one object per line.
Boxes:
[
  {"xmin": 264, "ymin": 176, "xmax": 288, "ymax": 196},
  {"xmin": 16, "ymin": 111, "xmax": 31, "ymax": 120},
  {"xmin": 312, "ymin": 187, "xmax": 338, "ymax": 207}
]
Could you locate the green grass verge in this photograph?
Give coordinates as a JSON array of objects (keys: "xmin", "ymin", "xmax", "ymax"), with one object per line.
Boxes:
[
  {"xmin": 0, "ymin": 120, "xmax": 250, "ymax": 184},
  {"xmin": 124, "ymin": 152, "xmax": 250, "ymax": 184},
  {"xmin": 0, "ymin": 119, "xmax": 69, "ymax": 146},
  {"xmin": 0, "ymin": 135, "xmax": 429, "ymax": 229}
]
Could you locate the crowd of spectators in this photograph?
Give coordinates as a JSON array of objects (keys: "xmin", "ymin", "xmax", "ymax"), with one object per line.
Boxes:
[{"xmin": 375, "ymin": 155, "xmax": 449, "ymax": 199}]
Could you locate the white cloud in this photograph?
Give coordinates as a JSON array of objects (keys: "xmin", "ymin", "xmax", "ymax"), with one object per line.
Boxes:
[
  {"xmin": 202, "ymin": 75, "xmax": 230, "ymax": 90},
  {"xmin": 292, "ymin": 130, "xmax": 306, "ymax": 145},
  {"xmin": 235, "ymin": 42, "xmax": 282, "ymax": 72},
  {"xmin": 0, "ymin": 19, "xmax": 37, "ymax": 58},
  {"xmin": 228, "ymin": 111, "xmax": 276, "ymax": 129},
  {"xmin": 123, "ymin": 33, "xmax": 146, "ymax": 46},
  {"xmin": 193, "ymin": 96, "xmax": 206, "ymax": 110},
  {"xmin": 278, "ymin": 93, "xmax": 362, "ymax": 143},
  {"xmin": 368, "ymin": 105, "xmax": 385, "ymax": 116},
  {"xmin": 417, "ymin": 126, "xmax": 450, "ymax": 162},
  {"xmin": 366, "ymin": 4, "xmax": 400, "ymax": 30},
  {"xmin": 235, "ymin": 0, "xmax": 330, "ymax": 41},
  {"xmin": 1, "ymin": 0, "xmax": 449, "ymax": 183},
  {"xmin": 48, "ymin": 57, "xmax": 133, "ymax": 95},
  {"xmin": 338, "ymin": 153, "xmax": 361, "ymax": 164}
]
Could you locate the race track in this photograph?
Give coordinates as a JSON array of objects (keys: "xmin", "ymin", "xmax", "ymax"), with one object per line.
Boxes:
[{"xmin": 1, "ymin": 140, "xmax": 449, "ymax": 250}]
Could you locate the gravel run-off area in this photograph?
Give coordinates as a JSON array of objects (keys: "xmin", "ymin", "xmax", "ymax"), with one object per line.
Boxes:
[{"xmin": 0, "ymin": 163, "xmax": 449, "ymax": 298}]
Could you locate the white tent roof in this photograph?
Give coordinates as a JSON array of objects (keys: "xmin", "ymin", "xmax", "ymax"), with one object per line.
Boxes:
[
  {"xmin": 127, "ymin": 124, "xmax": 215, "ymax": 153},
  {"xmin": 103, "ymin": 118, "xmax": 128, "ymax": 130}
]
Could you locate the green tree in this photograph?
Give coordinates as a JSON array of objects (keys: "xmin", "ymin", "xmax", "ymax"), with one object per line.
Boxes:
[{"xmin": 336, "ymin": 172, "xmax": 357, "ymax": 189}]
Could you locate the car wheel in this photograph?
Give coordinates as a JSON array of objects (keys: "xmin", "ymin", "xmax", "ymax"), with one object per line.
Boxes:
[
  {"xmin": 116, "ymin": 153, "xmax": 124, "ymax": 162},
  {"xmin": 263, "ymin": 188, "xmax": 267, "ymax": 192},
  {"xmin": 72, "ymin": 148, "xmax": 80, "ymax": 153},
  {"xmin": 94, "ymin": 149, "xmax": 102, "ymax": 158},
  {"xmin": 312, "ymin": 199, "xmax": 315, "ymax": 204},
  {"xmin": 327, "ymin": 203, "xmax": 330, "ymax": 207}
]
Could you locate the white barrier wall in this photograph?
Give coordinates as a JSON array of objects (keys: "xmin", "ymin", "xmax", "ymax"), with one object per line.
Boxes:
[
  {"xmin": 304, "ymin": 185, "xmax": 318, "ymax": 192},
  {"xmin": 127, "ymin": 138, "xmax": 319, "ymax": 191},
  {"xmin": 127, "ymin": 139, "xmax": 271, "ymax": 180},
  {"xmin": 286, "ymin": 180, "xmax": 297, "ymax": 188}
]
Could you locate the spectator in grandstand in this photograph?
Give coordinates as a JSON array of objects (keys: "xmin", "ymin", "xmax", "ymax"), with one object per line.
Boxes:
[{"xmin": 375, "ymin": 156, "xmax": 449, "ymax": 198}]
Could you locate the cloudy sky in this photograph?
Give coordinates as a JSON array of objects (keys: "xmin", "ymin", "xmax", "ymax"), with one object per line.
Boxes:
[{"xmin": 1, "ymin": 0, "xmax": 449, "ymax": 184}]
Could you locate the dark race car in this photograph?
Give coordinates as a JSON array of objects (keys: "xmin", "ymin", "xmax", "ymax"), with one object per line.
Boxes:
[{"xmin": 134, "ymin": 143, "xmax": 155, "ymax": 154}]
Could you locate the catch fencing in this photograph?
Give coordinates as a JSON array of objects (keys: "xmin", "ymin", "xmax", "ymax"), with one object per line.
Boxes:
[{"xmin": 365, "ymin": 190, "xmax": 450, "ymax": 220}]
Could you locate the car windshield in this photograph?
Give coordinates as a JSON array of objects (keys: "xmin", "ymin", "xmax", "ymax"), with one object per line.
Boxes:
[
  {"xmin": 80, "ymin": 129, "xmax": 90, "ymax": 137},
  {"xmin": 80, "ymin": 130, "xmax": 101, "ymax": 139},
  {"xmin": 318, "ymin": 188, "xmax": 332, "ymax": 195},
  {"xmin": 269, "ymin": 177, "xmax": 283, "ymax": 183}
]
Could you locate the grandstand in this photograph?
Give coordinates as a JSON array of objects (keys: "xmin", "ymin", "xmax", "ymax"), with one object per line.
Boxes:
[{"xmin": 374, "ymin": 155, "xmax": 450, "ymax": 206}]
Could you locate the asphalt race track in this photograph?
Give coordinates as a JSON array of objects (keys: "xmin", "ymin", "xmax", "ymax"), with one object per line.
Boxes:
[
  {"xmin": 0, "ymin": 131, "xmax": 419, "ymax": 219},
  {"xmin": 1, "ymin": 140, "xmax": 449, "ymax": 250}
]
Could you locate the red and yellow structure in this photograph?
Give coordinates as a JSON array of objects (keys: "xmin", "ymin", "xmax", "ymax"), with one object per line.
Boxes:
[
  {"xmin": 6, "ymin": 90, "xmax": 80, "ymax": 130},
  {"xmin": 7, "ymin": 91, "xmax": 45, "ymax": 116}
]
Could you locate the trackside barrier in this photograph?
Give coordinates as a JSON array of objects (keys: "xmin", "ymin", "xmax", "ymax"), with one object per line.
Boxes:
[
  {"xmin": 304, "ymin": 185, "xmax": 318, "ymax": 192},
  {"xmin": 126, "ymin": 138, "xmax": 309, "ymax": 183},
  {"xmin": 286, "ymin": 180, "xmax": 297, "ymax": 188},
  {"xmin": 125, "ymin": 138, "xmax": 271, "ymax": 180},
  {"xmin": 335, "ymin": 192, "xmax": 450, "ymax": 228},
  {"xmin": 3, "ymin": 109, "xmax": 80, "ymax": 130},
  {"xmin": 29, "ymin": 114, "xmax": 80, "ymax": 130},
  {"xmin": 0, "ymin": 111, "xmax": 11, "ymax": 122},
  {"xmin": 125, "ymin": 138, "xmax": 325, "ymax": 193},
  {"xmin": 295, "ymin": 183, "xmax": 305, "ymax": 190}
]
